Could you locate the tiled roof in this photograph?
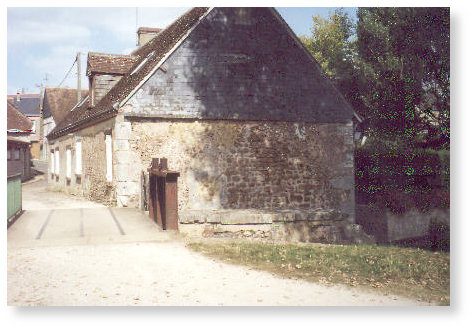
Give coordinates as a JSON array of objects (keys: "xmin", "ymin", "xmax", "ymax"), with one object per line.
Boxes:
[
  {"xmin": 48, "ymin": 7, "xmax": 209, "ymax": 140},
  {"xmin": 42, "ymin": 87, "xmax": 88, "ymax": 123},
  {"xmin": 87, "ymin": 52, "xmax": 138, "ymax": 76},
  {"xmin": 7, "ymin": 94, "xmax": 40, "ymax": 116},
  {"xmin": 7, "ymin": 101, "xmax": 32, "ymax": 131}
]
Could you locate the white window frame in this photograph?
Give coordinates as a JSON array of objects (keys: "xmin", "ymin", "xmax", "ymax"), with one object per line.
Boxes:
[
  {"xmin": 66, "ymin": 148, "xmax": 72, "ymax": 179},
  {"xmin": 54, "ymin": 149, "xmax": 60, "ymax": 175},
  {"xmin": 75, "ymin": 140, "xmax": 82, "ymax": 175},
  {"xmin": 50, "ymin": 150, "xmax": 55, "ymax": 174},
  {"xmin": 105, "ymin": 134, "xmax": 113, "ymax": 182}
]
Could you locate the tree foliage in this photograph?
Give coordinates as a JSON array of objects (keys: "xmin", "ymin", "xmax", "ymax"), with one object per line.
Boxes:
[
  {"xmin": 301, "ymin": 7, "xmax": 450, "ymax": 148},
  {"xmin": 300, "ymin": 10, "xmax": 367, "ymax": 122}
]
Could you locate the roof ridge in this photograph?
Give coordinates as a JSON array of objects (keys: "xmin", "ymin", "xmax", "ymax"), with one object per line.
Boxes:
[
  {"xmin": 7, "ymin": 93, "xmax": 40, "ymax": 97},
  {"xmin": 88, "ymin": 51, "xmax": 137, "ymax": 58},
  {"xmin": 7, "ymin": 100, "xmax": 33, "ymax": 131},
  {"xmin": 45, "ymin": 87, "xmax": 85, "ymax": 91},
  {"xmin": 48, "ymin": 7, "xmax": 210, "ymax": 140},
  {"xmin": 137, "ymin": 26, "xmax": 163, "ymax": 32}
]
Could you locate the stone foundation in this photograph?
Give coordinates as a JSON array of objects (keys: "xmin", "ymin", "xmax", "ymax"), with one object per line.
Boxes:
[
  {"xmin": 179, "ymin": 209, "xmax": 374, "ymax": 244},
  {"xmin": 356, "ymin": 204, "xmax": 449, "ymax": 243}
]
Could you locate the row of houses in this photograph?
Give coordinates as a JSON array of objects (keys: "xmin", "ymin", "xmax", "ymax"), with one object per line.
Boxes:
[
  {"xmin": 6, "ymin": 87, "xmax": 85, "ymax": 180},
  {"xmin": 7, "ymin": 101, "xmax": 34, "ymax": 180},
  {"xmin": 10, "ymin": 7, "xmax": 369, "ymax": 242}
]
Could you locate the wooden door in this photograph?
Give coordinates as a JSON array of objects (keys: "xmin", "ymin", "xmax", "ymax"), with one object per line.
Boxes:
[{"xmin": 164, "ymin": 176, "xmax": 179, "ymax": 230}]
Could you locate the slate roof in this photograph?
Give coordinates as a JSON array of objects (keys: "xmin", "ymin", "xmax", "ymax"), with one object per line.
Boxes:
[
  {"xmin": 42, "ymin": 88, "xmax": 88, "ymax": 123},
  {"xmin": 47, "ymin": 7, "xmax": 354, "ymax": 140},
  {"xmin": 7, "ymin": 101, "xmax": 32, "ymax": 131},
  {"xmin": 48, "ymin": 7, "xmax": 209, "ymax": 140},
  {"xmin": 7, "ymin": 94, "xmax": 40, "ymax": 116},
  {"xmin": 87, "ymin": 53, "xmax": 138, "ymax": 76}
]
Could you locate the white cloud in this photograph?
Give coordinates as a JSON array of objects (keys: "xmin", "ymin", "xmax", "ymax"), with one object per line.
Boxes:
[
  {"xmin": 8, "ymin": 20, "xmax": 91, "ymax": 46},
  {"xmin": 8, "ymin": 7, "xmax": 188, "ymax": 47},
  {"xmin": 24, "ymin": 45, "xmax": 89, "ymax": 88},
  {"xmin": 7, "ymin": 7, "xmax": 190, "ymax": 92}
]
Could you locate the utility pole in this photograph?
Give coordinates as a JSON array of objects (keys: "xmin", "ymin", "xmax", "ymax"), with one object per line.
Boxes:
[
  {"xmin": 135, "ymin": 8, "xmax": 139, "ymax": 46},
  {"xmin": 77, "ymin": 52, "xmax": 81, "ymax": 103},
  {"xmin": 43, "ymin": 73, "xmax": 49, "ymax": 87},
  {"xmin": 36, "ymin": 81, "xmax": 45, "ymax": 159}
]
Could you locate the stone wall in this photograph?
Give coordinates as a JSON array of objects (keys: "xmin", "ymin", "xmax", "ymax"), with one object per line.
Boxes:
[
  {"xmin": 179, "ymin": 208, "xmax": 373, "ymax": 244},
  {"xmin": 92, "ymin": 74, "xmax": 122, "ymax": 105},
  {"xmin": 113, "ymin": 114, "xmax": 140, "ymax": 207},
  {"xmin": 48, "ymin": 118, "xmax": 116, "ymax": 205},
  {"xmin": 116, "ymin": 118, "xmax": 355, "ymax": 222},
  {"xmin": 30, "ymin": 141, "xmax": 41, "ymax": 160},
  {"xmin": 356, "ymin": 204, "xmax": 450, "ymax": 244}
]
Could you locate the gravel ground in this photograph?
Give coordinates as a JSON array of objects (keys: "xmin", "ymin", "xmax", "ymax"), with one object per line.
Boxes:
[
  {"xmin": 8, "ymin": 177, "xmax": 427, "ymax": 306},
  {"xmin": 21, "ymin": 175, "xmax": 105, "ymax": 211},
  {"xmin": 7, "ymin": 240, "xmax": 427, "ymax": 306}
]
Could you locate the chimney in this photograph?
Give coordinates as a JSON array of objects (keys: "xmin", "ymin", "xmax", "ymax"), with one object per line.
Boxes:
[
  {"xmin": 136, "ymin": 27, "xmax": 162, "ymax": 47},
  {"xmin": 16, "ymin": 91, "xmax": 20, "ymax": 102}
]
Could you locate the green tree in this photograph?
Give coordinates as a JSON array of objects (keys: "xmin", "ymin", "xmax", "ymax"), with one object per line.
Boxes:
[
  {"xmin": 300, "ymin": 9, "xmax": 367, "ymax": 119},
  {"xmin": 357, "ymin": 7, "xmax": 450, "ymax": 147},
  {"xmin": 301, "ymin": 8, "xmax": 450, "ymax": 148},
  {"xmin": 301, "ymin": 9, "xmax": 355, "ymax": 79}
]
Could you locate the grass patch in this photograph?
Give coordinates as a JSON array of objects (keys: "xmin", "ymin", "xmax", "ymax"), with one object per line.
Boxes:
[{"xmin": 188, "ymin": 240, "xmax": 449, "ymax": 305}]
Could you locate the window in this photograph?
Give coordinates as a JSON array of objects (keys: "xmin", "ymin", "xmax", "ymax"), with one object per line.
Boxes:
[
  {"xmin": 7, "ymin": 149, "xmax": 11, "ymax": 160},
  {"xmin": 13, "ymin": 148, "xmax": 20, "ymax": 160},
  {"xmin": 75, "ymin": 140, "xmax": 82, "ymax": 175},
  {"xmin": 66, "ymin": 148, "xmax": 72, "ymax": 179},
  {"xmin": 54, "ymin": 149, "xmax": 60, "ymax": 175},
  {"xmin": 105, "ymin": 134, "xmax": 113, "ymax": 182},
  {"xmin": 50, "ymin": 151, "xmax": 55, "ymax": 174}
]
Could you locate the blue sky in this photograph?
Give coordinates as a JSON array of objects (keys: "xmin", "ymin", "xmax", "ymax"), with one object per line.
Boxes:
[{"xmin": 7, "ymin": 7, "xmax": 357, "ymax": 95}]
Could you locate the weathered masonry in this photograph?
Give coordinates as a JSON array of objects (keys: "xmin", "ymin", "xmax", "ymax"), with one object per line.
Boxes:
[{"xmin": 47, "ymin": 7, "xmax": 371, "ymax": 243}]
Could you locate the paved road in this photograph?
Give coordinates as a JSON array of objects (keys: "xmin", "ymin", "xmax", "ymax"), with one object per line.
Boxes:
[{"xmin": 8, "ymin": 177, "xmax": 427, "ymax": 306}]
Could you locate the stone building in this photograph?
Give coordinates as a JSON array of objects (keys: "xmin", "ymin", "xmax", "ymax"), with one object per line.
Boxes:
[
  {"xmin": 7, "ymin": 101, "xmax": 33, "ymax": 180},
  {"xmin": 47, "ymin": 8, "xmax": 368, "ymax": 243},
  {"xmin": 40, "ymin": 87, "xmax": 87, "ymax": 160},
  {"xmin": 7, "ymin": 92, "xmax": 41, "ymax": 159}
]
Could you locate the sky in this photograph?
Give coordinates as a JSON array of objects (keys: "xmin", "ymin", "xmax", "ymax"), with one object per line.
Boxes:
[{"xmin": 7, "ymin": 7, "xmax": 357, "ymax": 95}]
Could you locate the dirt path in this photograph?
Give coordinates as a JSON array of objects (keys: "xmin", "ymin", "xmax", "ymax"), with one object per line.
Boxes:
[
  {"xmin": 8, "ymin": 239, "xmax": 428, "ymax": 306},
  {"xmin": 8, "ymin": 177, "xmax": 427, "ymax": 306},
  {"xmin": 22, "ymin": 175, "xmax": 105, "ymax": 211}
]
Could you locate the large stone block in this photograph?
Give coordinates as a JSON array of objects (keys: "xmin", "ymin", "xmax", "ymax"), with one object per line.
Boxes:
[
  {"xmin": 273, "ymin": 210, "xmax": 296, "ymax": 223},
  {"xmin": 116, "ymin": 181, "xmax": 140, "ymax": 196},
  {"xmin": 114, "ymin": 122, "xmax": 132, "ymax": 140},
  {"xmin": 219, "ymin": 210, "xmax": 274, "ymax": 225},
  {"xmin": 113, "ymin": 139, "xmax": 130, "ymax": 151},
  {"xmin": 179, "ymin": 210, "xmax": 207, "ymax": 224},
  {"xmin": 117, "ymin": 194, "xmax": 130, "ymax": 207},
  {"xmin": 114, "ymin": 150, "xmax": 132, "ymax": 164},
  {"xmin": 115, "ymin": 164, "xmax": 130, "ymax": 181}
]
